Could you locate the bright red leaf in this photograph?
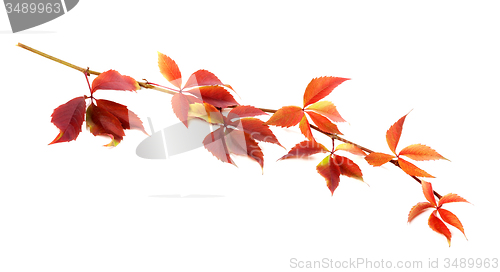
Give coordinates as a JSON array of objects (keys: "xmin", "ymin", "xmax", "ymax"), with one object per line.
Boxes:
[
  {"xmin": 399, "ymin": 144, "xmax": 449, "ymax": 161},
  {"xmin": 333, "ymin": 155, "xmax": 364, "ymax": 182},
  {"xmin": 91, "ymin": 70, "xmax": 140, "ymax": 95},
  {"xmin": 305, "ymin": 100, "xmax": 345, "ymax": 122},
  {"xmin": 227, "ymin": 105, "xmax": 267, "ymax": 121},
  {"xmin": 185, "ymin": 86, "xmax": 239, "ymax": 108},
  {"xmin": 303, "ymin": 77, "xmax": 349, "ymax": 107},
  {"xmin": 183, "ymin": 69, "xmax": 224, "ymax": 90},
  {"xmin": 438, "ymin": 208, "xmax": 467, "ymax": 239},
  {"xmin": 408, "ymin": 202, "xmax": 435, "ymax": 223},
  {"xmin": 86, "ymin": 103, "xmax": 126, "ymax": 147},
  {"xmin": 306, "ymin": 111, "xmax": 343, "ymax": 135},
  {"xmin": 278, "ymin": 140, "xmax": 329, "ymax": 160},
  {"xmin": 316, "ymin": 155, "xmax": 341, "ymax": 195},
  {"xmin": 364, "ymin": 152, "xmax": 395, "ymax": 166},
  {"xmin": 428, "ymin": 210, "xmax": 452, "ymax": 246},
  {"xmin": 237, "ymin": 118, "xmax": 282, "ymax": 147},
  {"xmin": 49, "ymin": 96, "xmax": 87, "ymax": 145},
  {"xmin": 422, "ymin": 180, "xmax": 437, "ymax": 207},
  {"xmin": 386, "ymin": 113, "xmax": 409, "ymax": 155},
  {"xmin": 265, "ymin": 106, "xmax": 304, "ymax": 128},
  {"xmin": 438, "ymin": 193, "xmax": 470, "ymax": 208},
  {"xmin": 158, "ymin": 52, "xmax": 182, "ymax": 89},
  {"xmin": 95, "ymin": 99, "xmax": 147, "ymax": 135},
  {"xmin": 398, "ymin": 157, "xmax": 435, "ymax": 178}
]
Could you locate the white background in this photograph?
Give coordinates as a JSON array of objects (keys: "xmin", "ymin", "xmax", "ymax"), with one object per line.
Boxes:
[{"xmin": 1, "ymin": 1, "xmax": 499, "ymax": 271}]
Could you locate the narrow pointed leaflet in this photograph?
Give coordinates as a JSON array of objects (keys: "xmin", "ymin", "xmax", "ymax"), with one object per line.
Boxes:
[
  {"xmin": 316, "ymin": 155, "xmax": 341, "ymax": 195},
  {"xmin": 408, "ymin": 202, "xmax": 435, "ymax": 223},
  {"xmin": 399, "ymin": 144, "xmax": 449, "ymax": 161},
  {"xmin": 438, "ymin": 209, "xmax": 467, "ymax": 239},
  {"xmin": 422, "ymin": 180, "xmax": 437, "ymax": 207},
  {"xmin": 183, "ymin": 69, "xmax": 224, "ymax": 90},
  {"xmin": 95, "ymin": 99, "xmax": 147, "ymax": 135},
  {"xmin": 365, "ymin": 152, "xmax": 395, "ymax": 166},
  {"xmin": 428, "ymin": 210, "xmax": 452, "ymax": 246},
  {"xmin": 278, "ymin": 140, "xmax": 329, "ymax": 160},
  {"xmin": 158, "ymin": 52, "xmax": 182, "ymax": 89},
  {"xmin": 386, "ymin": 113, "xmax": 409, "ymax": 155},
  {"xmin": 303, "ymin": 77, "xmax": 349, "ymax": 107},
  {"xmin": 91, "ymin": 70, "xmax": 140, "ymax": 95},
  {"xmin": 49, "ymin": 96, "xmax": 87, "ymax": 144},
  {"xmin": 265, "ymin": 106, "xmax": 304, "ymax": 127}
]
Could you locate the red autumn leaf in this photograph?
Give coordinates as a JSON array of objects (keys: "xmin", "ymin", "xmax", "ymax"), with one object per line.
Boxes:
[
  {"xmin": 333, "ymin": 155, "xmax": 364, "ymax": 181},
  {"xmin": 421, "ymin": 180, "xmax": 437, "ymax": 207},
  {"xmin": 438, "ymin": 208, "xmax": 467, "ymax": 239},
  {"xmin": 306, "ymin": 111, "xmax": 343, "ymax": 135},
  {"xmin": 237, "ymin": 118, "xmax": 283, "ymax": 147},
  {"xmin": 264, "ymin": 106, "xmax": 304, "ymax": 128},
  {"xmin": 398, "ymin": 157, "xmax": 435, "ymax": 178},
  {"xmin": 49, "ymin": 96, "xmax": 87, "ymax": 144},
  {"xmin": 316, "ymin": 155, "xmax": 341, "ymax": 195},
  {"xmin": 95, "ymin": 99, "xmax": 147, "ymax": 135},
  {"xmin": 227, "ymin": 105, "xmax": 267, "ymax": 121},
  {"xmin": 305, "ymin": 100, "xmax": 345, "ymax": 122},
  {"xmin": 386, "ymin": 113, "xmax": 409, "ymax": 155},
  {"xmin": 299, "ymin": 115, "xmax": 314, "ymax": 141},
  {"xmin": 438, "ymin": 193, "xmax": 470, "ymax": 208},
  {"xmin": 86, "ymin": 103, "xmax": 126, "ymax": 147},
  {"xmin": 185, "ymin": 86, "xmax": 239, "ymax": 108},
  {"xmin": 278, "ymin": 140, "xmax": 330, "ymax": 160},
  {"xmin": 399, "ymin": 144, "xmax": 449, "ymax": 161},
  {"xmin": 183, "ymin": 69, "xmax": 223, "ymax": 90},
  {"xmin": 202, "ymin": 127, "xmax": 235, "ymax": 166},
  {"xmin": 428, "ymin": 210, "xmax": 452, "ymax": 246},
  {"xmin": 364, "ymin": 152, "xmax": 395, "ymax": 166},
  {"xmin": 303, "ymin": 77, "xmax": 349, "ymax": 107},
  {"xmin": 334, "ymin": 143, "xmax": 366, "ymax": 156},
  {"xmin": 408, "ymin": 202, "xmax": 435, "ymax": 223},
  {"xmin": 188, "ymin": 102, "xmax": 224, "ymax": 124},
  {"xmin": 90, "ymin": 70, "xmax": 140, "ymax": 95},
  {"xmin": 158, "ymin": 52, "xmax": 182, "ymax": 89},
  {"xmin": 226, "ymin": 129, "xmax": 264, "ymax": 170}
]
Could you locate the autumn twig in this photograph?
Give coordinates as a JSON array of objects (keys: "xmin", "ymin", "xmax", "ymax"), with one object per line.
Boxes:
[{"xmin": 18, "ymin": 42, "xmax": 442, "ymax": 199}]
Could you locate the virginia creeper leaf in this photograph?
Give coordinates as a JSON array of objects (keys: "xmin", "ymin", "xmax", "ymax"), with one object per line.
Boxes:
[
  {"xmin": 158, "ymin": 52, "xmax": 182, "ymax": 89},
  {"xmin": 86, "ymin": 103, "xmax": 125, "ymax": 147},
  {"xmin": 299, "ymin": 115, "xmax": 314, "ymax": 141},
  {"xmin": 202, "ymin": 127, "xmax": 235, "ymax": 166},
  {"xmin": 188, "ymin": 102, "xmax": 224, "ymax": 124},
  {"xmin": 399, "ymin": 144, "xmax": 449, "ymax": 161},
  {"xmin": 183, "ymin": 69, "xmax": 224, "ymax": 90},
  {"xmin": 386, "ymin": 113, "xmax": 409, "ymax": 155},
  {"xmin": 305, "ymin": 100, "xmax": 345, "ymax": 122},
  {"xmin": 238, "ymin": 118, "xmax": 283, "ymax": 147},
  {"xmin": 438, "ymin": 193, "xmax": 470, "ymax": 208},
  {"xmin": 438, "ymin": 208, "xmax": 467, "ymax": 239},
  {"xmin": 265, "ymin": 106, "xmax": 304, "ymax": 128},
  {"xmin": 334, "ymin": 143, "xmax": 366, "ymax": 156},
  {"xmin": 185, "ymin": 86, "xmax": 239, "ymax": 108},
  {"xmin": 91, "ymin": 70, "xmax": 140, "ymax": 95},
  {"xmin": 428, "ymin": 210, "xmax": 452, "ymax": 246},
  {"xmin": 306, "ymin": 111, "xmax": 343, "ymax": 135},
  {"xmin": 422, "ymin": 180, "xmax": 437, "ymax": 207},
  {"xmin": 408, "ymin": 202, "xmax": 435, "ymax": 223},
  {"xmin": 364, "ymin": 152, "xmax": 395, "ymax": 166},
  {"xmin": 95, "ymin": 99, "xmax": 147, "ymax": 134},
  {"xmin": 227, "ymin": 106, "xmax": 267, "ymax": 121},
  {"xmin": 334, "ymin": 155, "xmax": 364, "ymax": 181},
  {"xmin": 278, "ymin": 140, "xmax": 329, "ymax": 160},
  {"xmin": 303, "ymin": 77, "xmax": 349, "ymax": 107},
  {"xmin": 226, "ymin": 130, "xmax": 264, "ymax": 170},
  {"xmin": 398, "ymin": 157, "xmax": 435, "ymax": 178},
  {"xmin": 316, "ymin": 155, "xmax": 341, "ymax": 195},
  {"xmin": 49, "ymin": 96, "xmax": 87, "ymax": 144},
  {"xmin": 171, "ymin": 93, "xmax": 191, "ymax": 127}
]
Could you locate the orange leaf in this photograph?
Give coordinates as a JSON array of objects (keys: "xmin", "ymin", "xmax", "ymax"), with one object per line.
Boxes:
[
  {"xmin": 408, "ymin": 202, "xmax": 435, "ymax": 223},
  {"xmin": 95, "ymin": 99, "xmax": 147, "ymax": 135},
  {"xmin": 421, "ymin": 180, "xmax": 437, "ymax": 207},
  {"xmin": 364, "ymin": 152, "xmax": 395, "ymax": 166},
  {"xmin": 438, "ymin": 193, "xmax": 470, "ymax": 208},
  {"xmin": 428, "ymin": 210, "xmax": 452, "ymax": 246},
  {"xmin": 278, "ymin": 140, "xmax": 330, "ymax": 160},
  {"xmin": 334, "ymin": 155, "xmax": 363, "ymax": 181},
  {"xmin": 185, "ymin": 86, "xmax": 239, "ymax": 108},
  {"xmin": 238, "ymin": 118, "xmax": 282, "ymax": 147},
  {"xmin": 398, "ymin": 157, "xmax": 435, "ymax": 178},
  {"xmin": 386, "ymin": 113, "xmax": 409, "ymax": 155},
  {"xmin": 49, "ymin": 96, "xmax": 87, "ymax": 145},
  {"xmin": 299, "ymin": 115, "xmax": 314, "ymax": 141},
  {"xmin": 227, "ymin": 105, "xmax": 267, "ymax": 121},
  {"xmin": 202, "ymin": 127, "xmax": 235, "ymax": 166},
  {"xmin": 264, "ymin": 106, "xmax": 304, "ymax": 128},
  {"xmin": 305, "ymin": 100, "xmax": 345, "ymax": 122},
  {"xmin": 316, "ymin": 155, "xmax": 341, "ymax": 195},
  {"xmin": 303, "ymin": 77, "xmax": 349, "ymax": 107},
  {"xmin": 438, "ymin": 208, "xmax": 467, "ymax": 239},
  {"xmin": 399, "ymin": 144, "xmax": 449, "ymax": 161},
  {"xmin": 334, "ymin": 143, "xmax": 366, "ymax": 156},
  {"xmin": 183, "ymin": 69, "xmax": 223, "ymax": 90},
  {"xmin": 91, "ymin": 70, "xmax": 140, "ymax": 95},
  {"xmin": 306, "ymin": 111, "xmax": 343, "ymax": 135},
  {"xmin": 158, "ymin": 52, "xmax": 182, "ymax": 89}
]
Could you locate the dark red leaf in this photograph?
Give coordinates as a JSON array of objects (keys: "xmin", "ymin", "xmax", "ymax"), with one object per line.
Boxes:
[
  {"xmin": 95, "ymin": 99, "xmax": 147, "ymax": 134},
  {"xmin": 303, "ymin": 77, "xmax": 349, "ymax": 107},
  {"xmin": 49, "ymin": 96, "xmax": 87, "ymax": 144},
  {"xmin": 333, "ymin": 155, "xmax": 363, "ymax": 181},
  {"xmin": 91, "ymin": 70, "xmax": 140, "ymax": 94},
  {"xmin": 237, "ymin": 118, "xmax": 283, "ymax": 147},
  {"xmin": 158, "ymin": 52, "xmax": 182, "ymax": 89},
  {"xmin": 85, "ymin": 103, "xmax": 125, "ymax": 147},
  {"xmin": 183, "ymin": 69, "xmax": 223, "ymax": 89},
  {"xmin": 278, "ymin": 140, "xmax": 330, "ymax": 160}
]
